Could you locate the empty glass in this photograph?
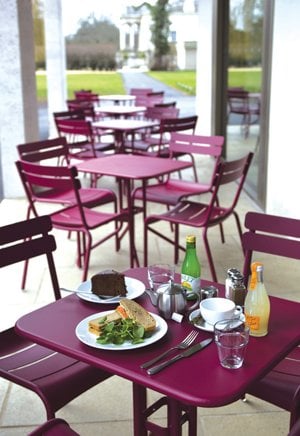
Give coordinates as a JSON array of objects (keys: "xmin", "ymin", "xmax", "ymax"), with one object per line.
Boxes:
[
  {"xmin": 147, "ymin": 264, "xmax": 175, "ymax": 304},
  {"xmin": 214, "ymin": 319, "xmax": 250, "ymax": 369}
]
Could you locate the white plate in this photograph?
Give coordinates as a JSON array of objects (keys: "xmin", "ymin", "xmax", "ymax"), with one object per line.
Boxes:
[
  {"xmin": 76, "ymin": 277, "xmax": 145, "ymax": 304},
  {"xmin": 189, "ymin": 308, "xmax": 245, "ymax": 333},
  {"xmin": 75, "ymin": 311, "xmax": 168, "ymax": 350}
]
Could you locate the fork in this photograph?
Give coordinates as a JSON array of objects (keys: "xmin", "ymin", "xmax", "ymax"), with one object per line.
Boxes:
[{"xmin": 140, "ymin": 330, "xmax": 199, "ymax": 369}]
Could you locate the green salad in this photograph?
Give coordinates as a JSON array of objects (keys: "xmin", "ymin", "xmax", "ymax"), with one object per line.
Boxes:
[{"xmin": 96, "ymin": 316, "xmax": 152, "ymax": 345}]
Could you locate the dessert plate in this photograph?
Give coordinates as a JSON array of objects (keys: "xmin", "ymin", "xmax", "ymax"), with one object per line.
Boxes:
[
  {"xmin": 76, "ymin": 276, "xmax": 145, "ymax": 304},
  {"xmin": 76, "ymin": 311, "xmax": 168, "ymax": 350},
  {"xmin": 189, "ymin": 308, "xmax": 245, "ymax": 332}
]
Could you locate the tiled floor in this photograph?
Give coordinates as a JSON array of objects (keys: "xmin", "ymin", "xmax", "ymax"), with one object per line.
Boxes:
[{"xmin": 0, "ymin": 134, "xmax": 298, "ymax": 435}]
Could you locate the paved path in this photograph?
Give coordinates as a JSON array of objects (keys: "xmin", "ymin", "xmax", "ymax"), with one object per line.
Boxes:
[{"xmin": 120, "ymin": 71, "xmax": 196, "ymax": 116}]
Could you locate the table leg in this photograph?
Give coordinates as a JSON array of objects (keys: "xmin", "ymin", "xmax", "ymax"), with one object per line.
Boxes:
[
  {"xmin": 132, "ymin": 383, "xmax": 147, "ymax": 436},
  {"xmin": 125, "ymin": 179, "xmax": 139, "ymax": 268}
]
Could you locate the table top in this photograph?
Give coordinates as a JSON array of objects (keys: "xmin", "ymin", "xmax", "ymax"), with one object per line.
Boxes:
[
  {"xmin": 15, "ymin": 268, "xmax": 300, "ymax": 408},
  {"xmin": 76, "ymin": 154, "xmax": 193, "ymax": 180},
  {"xmin": 92, "ymin": 118, "xmax": 158, "ymax": 132},
  {"xmin": 99, "ymin": 94, "xmax": 136, "ymax": 103},
  {"xmin": 95, "ymin": 106, "xmax": 146, "ymax": 116}
]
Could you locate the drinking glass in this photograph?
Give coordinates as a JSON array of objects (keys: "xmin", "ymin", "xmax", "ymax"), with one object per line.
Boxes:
[
  {"xmin": 214, "ymin": 319, "xmax": 249, "ymax": 369},
  {"xmin": 147, "ymin": 264, "xmax": 175, "ymax": 297}
]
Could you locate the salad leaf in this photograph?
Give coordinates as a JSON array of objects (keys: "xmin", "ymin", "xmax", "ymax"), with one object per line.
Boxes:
[{"xmin": 96, "ymin": 318, "xmax": 150, "ymax": 345}]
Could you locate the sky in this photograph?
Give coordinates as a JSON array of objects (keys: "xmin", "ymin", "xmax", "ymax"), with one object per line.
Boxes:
[{"xmin": 61, "ymin": 0, "xmax": 147, "ymax": 36}]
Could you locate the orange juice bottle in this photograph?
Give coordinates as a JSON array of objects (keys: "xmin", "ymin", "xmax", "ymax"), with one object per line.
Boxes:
[{"xmin": 244, "ymin": 262, "xmax": 270, "ymax": 337}]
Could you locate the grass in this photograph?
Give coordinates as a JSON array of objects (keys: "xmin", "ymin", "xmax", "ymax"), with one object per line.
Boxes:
[
  {"xmin": 148, "ymin": 68, "xmax": 262, "ymax": 94},
  {"xmin": 36, "ymin": 68, "xmax": 261, "ymax": 102},
  {"xmin": 36, "ymin": 71, "xmax": 125, "ymax": 101}
]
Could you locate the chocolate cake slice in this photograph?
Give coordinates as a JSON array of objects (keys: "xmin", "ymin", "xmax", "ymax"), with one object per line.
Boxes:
[{"xmin": 91, "ymin": 269, "xmax": 127, "ymax": 297}]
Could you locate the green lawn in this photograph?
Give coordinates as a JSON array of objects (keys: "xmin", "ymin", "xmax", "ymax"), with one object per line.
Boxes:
[
  {"xmin": 148, "ymin": 68, "xmax": 262, "ymax": 94},
  {"xmin": 36, "ymin": 68, "xmax": 261, "ymax": 102},
  {"xmin": 36, "ymin": 71, "xmax": 125, "ymax": 101}
]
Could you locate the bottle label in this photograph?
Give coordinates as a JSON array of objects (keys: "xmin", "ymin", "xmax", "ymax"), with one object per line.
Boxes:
[
  {"xmin": 181, "ymin": 274, "xmax": 200, "ymax": 293},
  {"xmin": 245, "ymin": 314, "xmax": 260, "ymax": 330},
  {"xmin": 249, "ymin": 261, "xmax": 263, "ymax": 289}
]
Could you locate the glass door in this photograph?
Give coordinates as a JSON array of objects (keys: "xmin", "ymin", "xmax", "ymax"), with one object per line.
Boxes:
[{"xmin": 226, "ymin": 0, "xmax": 264, "ymax": 205}]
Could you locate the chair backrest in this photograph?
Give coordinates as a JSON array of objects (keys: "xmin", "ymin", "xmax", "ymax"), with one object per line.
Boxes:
[
  {"xmin": 74, "ymin": 90, "xmax": 99, "ymax": 102},
  {"xmin": 154, "ymin": 101, "xmax": 177, "ymax": 108},
  {"xmin": 169, "ymin": 132, "xmax": 224, "ymax": 157},
  {"xmin": 168, "ymin": 132, "xmax": 224, "ymax": 187},
  {"xmin": 205, "ymin": 152, "xmax": 253, "ymax": 223},
  {"xmin": 0, "ymin": 215, "xmax": 61, "ymax": 300},
  {"xmin": 242, "ymin": 211, "xmax": 300, "ymax": 282},
  {"xmin": 53, "ymin": 110, "xmax": 85, "ymax": 122},
  {"xmin": 146, "ymin": 91, "xmax": 165, "ymax": 106},
  {"xmin": 130, "ymin": 87, "xmax": 153, "ymax": 96},
  {"xmin": 17, "ymin": 137, "xmax": 69, "ymax": 164},
  {"xmin": 66, "ymin": 99, "xmax": 96, "ymax": 119},
  {"xmin": 159, "ymin": 115, "xmax": 198, "ymax": 135},
  {"xmin": 227, "ymin": 89, "xmax": 250, "ymax": 113},
  {"xmin": 16, "ymin": 160, "xmax": 84, "ymax": 220},
  {"xmin": 55, "ymin": 118, "xmax": 93, "ymax": 142},
  {"xmin": 145, "ymin": 105, "xmax": 180, "ymax": 121}
]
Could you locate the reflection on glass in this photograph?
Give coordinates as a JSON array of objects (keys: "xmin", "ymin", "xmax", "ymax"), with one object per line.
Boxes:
[{"xmin": 227, "ymin": 0, "xmax": 263, "ymax": 203}]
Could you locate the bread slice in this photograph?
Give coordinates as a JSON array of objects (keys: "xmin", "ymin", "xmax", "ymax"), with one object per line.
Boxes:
[
  {"xmin": 88, "ymin": 311, "xmax": 122, "ymax": 335},
  {"xmin": 119, "ymin": 298, "xmax": 156, "ymax": 332}
]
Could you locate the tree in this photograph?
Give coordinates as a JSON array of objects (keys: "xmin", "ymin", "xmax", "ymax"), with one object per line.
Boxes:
[
  {"xmin": 32, "ymin": 0, "xmax": 45, "ymax": 68},
  {"xmin": 134, "ymin": 0, "xmax": 171, "ymax": 70},
  {"xmin": 66, "ymin": 16, "xmax": 119, "ymax": 70}
]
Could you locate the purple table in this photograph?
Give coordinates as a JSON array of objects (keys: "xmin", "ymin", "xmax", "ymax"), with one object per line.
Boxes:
[
  {"xmin": 15, "ymin": 268, "xmax": 300, "ymax": 435},
  {"xmin": 76, "ymin": 155, "xmax": 192, "ymax": 267},
  {"xmin": 95, "ymin": 105, "xmax": 146, "ymax": 119},
  {"xmin": 92, "ymin": 118, "xmax": 158, "ymax": 152}
]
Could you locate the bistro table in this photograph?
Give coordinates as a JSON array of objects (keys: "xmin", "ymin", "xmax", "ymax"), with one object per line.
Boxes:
[
  {"xmin": 92, "ymin": 118, "xmax": 158, "ymax": 153},
  {"xmin": 15, "ymin": 268, "xmax": 300, "ymax": 436},
  {"xmin": 95, "ymin": 105, "xmax": 146, "ymax": 119},
  {"xmin": 76, "ymin": 154, "xmax": 193, "ymax": 267},
  {"xmin": 99, "ymin": 94, "xmax": 136, "ymax": 105}
]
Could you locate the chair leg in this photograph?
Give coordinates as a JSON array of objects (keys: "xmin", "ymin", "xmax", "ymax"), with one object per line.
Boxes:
[
  {"xmin": 82, "ymin": 232, "xmax": 92, "ymax": 281},
  {"xmin": 233, "ymin": 211, "xmax": 243, "ymax": 248},
  {"xmin": 202, "ymin": 228, "xmax": 218, "ymax": 282}
]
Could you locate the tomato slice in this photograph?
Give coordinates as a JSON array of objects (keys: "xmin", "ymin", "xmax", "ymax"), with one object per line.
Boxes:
[{"xmin": 116, "ymin": 306, "xmax": 128, "ymax": 319}]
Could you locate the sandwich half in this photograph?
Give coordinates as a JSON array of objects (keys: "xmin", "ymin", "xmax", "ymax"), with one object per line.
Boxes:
[{"xmin": 88, "ymin": 298, "xmax": 156, "ymax": 335}]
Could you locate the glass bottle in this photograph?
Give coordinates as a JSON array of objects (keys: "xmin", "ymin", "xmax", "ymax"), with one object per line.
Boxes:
[
  {"xmin": 244, "ymin": 263, "xmax": 270, "ymax": 337},
  {"xmin": 225, "ymin": 268, "xmax": 241, "ymax": 300},
  {"xmin": 181, "ymin": 235, "xmax": 201, "ymax": 298},
  {"xmin": 231, "ymin": 272, "xmax": 246, "ymax": 307}
]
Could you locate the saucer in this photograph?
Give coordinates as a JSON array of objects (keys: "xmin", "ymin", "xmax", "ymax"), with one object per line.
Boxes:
[{"xmin": 189, "ymin": 308, "xmax": 245, "ymax": 332}]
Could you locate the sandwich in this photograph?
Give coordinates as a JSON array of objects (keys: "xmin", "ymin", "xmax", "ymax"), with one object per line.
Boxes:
[{"xmin": 88, "ymin": 298, "xmax": 156, "ymax": 336}]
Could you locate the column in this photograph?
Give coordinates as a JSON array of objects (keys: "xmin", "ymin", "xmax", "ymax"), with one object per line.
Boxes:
[
  {"xmin": 266, "ymin": 0, "xmax": 300, "ymax": 217},
  {"xmin": 0, "ymin": 0, "xmax": 39, "ymax": 198},
  {"xmin": 44, "ymin": 0, "xmax": 67, "ymax": 137},
  {"xmin": 195, "ymin": 0, "xmax": 214, "ymax": 134}
]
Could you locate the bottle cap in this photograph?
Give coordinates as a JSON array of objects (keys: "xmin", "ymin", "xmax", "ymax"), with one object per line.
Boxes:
[
  {"xmin": 171, "ymin": 312, "xmax": 183, "ymax": 323},
  {"xmin": 186, "ymin": 235, "xmax": 196, "ymax": 243}
]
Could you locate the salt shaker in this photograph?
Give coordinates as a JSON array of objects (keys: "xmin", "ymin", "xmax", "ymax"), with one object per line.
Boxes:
[{"xmin": 225, "ymin": 268, "xmax": 240, "ymax": 300}]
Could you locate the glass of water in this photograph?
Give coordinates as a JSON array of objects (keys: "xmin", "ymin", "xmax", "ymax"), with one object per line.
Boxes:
[{"xmin": 214, "ymin": 319, "xmax": 250, "ymax": 369}]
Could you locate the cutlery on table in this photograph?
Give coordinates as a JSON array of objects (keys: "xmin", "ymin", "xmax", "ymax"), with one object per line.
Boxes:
[
  {"xmin": 140, "ymin": 330, "xmax": 199, "ymax": 369},
  {"xmin": 59, "ymin": 287, "xmax": 120, "ymax": 302},
  {"xmin": 147, "ymin": 338, "xmax": 213, "ymax": 375}
]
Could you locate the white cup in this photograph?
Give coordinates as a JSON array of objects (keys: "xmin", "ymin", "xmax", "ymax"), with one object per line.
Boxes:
[{"xmin": 200, "ymin": 297, "xmax": 242, "ymax": 325}]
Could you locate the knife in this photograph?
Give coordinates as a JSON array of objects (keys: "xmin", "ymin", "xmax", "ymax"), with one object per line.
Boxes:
[{"xmin": 147, "ymin": 338, "xmax": 212, "ymax": 375}]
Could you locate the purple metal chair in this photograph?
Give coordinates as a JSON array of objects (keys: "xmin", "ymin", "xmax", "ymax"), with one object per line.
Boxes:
[
  {"xmin": 0, "ymin": 216, "xmax": 111, "ymax": 419},
  {"xmin": 16, "ymin": 161, "xmax": 128, "ymax": 281},
  {"xmin": 144, "ymin": 153, "xmax": 253, "ymax": 282},
  {"xmin": 242, "ymin": 211, "xmax": 300, "ymax": 431},
  {"xmin": 132, "ymin": 132, "xmax": 224, "ymax": 209},
  {"xmin": 29, "ymin": 418, "xmax": 79, "ymax": 435}
]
